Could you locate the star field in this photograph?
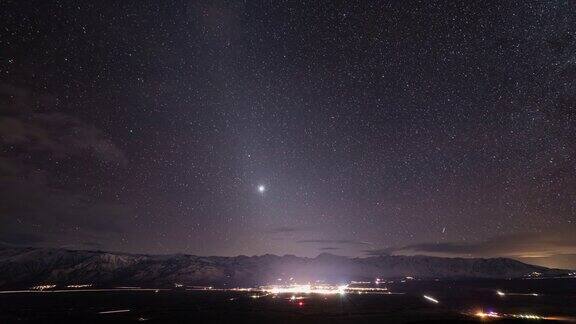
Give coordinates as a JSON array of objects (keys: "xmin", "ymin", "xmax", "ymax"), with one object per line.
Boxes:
[{"xmin": 1, "ymin": 1, "xmax": 575, "ymax": 268}]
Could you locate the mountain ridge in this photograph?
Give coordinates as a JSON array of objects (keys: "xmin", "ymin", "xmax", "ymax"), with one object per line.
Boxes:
[{"xmin": 0, "ymin": 246, "xmax": 569, "ymax": 289}]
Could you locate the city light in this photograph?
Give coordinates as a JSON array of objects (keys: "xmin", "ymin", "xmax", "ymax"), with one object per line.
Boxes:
[
  {"xmin": 30, "ymin": 285, "xmax": 57, "ymax": 291},
  {"xmin": 261, "ymin": 284, "xmax": 351, "ymax": 295},
  {"xmin": 475, "ymin": 311, "xmax": 500, "ymax": 318}
]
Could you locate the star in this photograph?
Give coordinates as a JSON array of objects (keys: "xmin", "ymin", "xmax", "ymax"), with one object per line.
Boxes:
[{"xmin": 3, "ymin": 0, "xmax": 574, "ymax": 268}]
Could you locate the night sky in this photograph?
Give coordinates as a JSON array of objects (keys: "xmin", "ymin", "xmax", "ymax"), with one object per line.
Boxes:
[{"xmin": 1, "ymin": 1, "xmax": 575, "ymax": 268}]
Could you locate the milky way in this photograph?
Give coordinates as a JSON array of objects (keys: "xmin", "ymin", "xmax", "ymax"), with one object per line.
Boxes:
[{"xmin": 1, "ymin": 1, "xmax": 575, "ymax": 268}]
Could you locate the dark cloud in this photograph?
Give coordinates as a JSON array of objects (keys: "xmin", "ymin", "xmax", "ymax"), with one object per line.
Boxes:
[
  {"xmin": 58, "ymin": 241, "xmax": 105, "ymax": 251},
  {"xmin": 364, "ymin": 228, "xmax": 576, "ymax": 268},
  {"xmin": 298, "ymin": 239, "xmax": 372, "ymax": 246},
  {"xmin": 0, "ymin": 83, "xmax": 131, "ymax": 250},
  {"xmin": 517, "ymin": 254, "xmax": 576, "ymax": 270},
  {"xmin": 0, "ymin": 232, "xmax": 46, "ymax": 246},
  {"xmin": 267, "ymin": 226, "xmax": 314, "ymax": 234},
  {"xmin": 0, "ymin": 83, "xmax": 127, "ymax": 166},
  {"xmin": 319, "ymin": 247, "xmax": 341, "ymax": 251},
  {"xmin": 0, "ymin": 171, "xmax": 131, "ymax": 235}
]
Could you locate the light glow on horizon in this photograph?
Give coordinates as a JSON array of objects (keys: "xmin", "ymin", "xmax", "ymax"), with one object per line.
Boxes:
[{"xmin": 262, "ymin": 284, "xmax": 349, "ymax": 295}]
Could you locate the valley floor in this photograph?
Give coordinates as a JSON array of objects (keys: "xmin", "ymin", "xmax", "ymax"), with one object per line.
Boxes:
[{"xmin": 1, "ymin": 278, "xmax": 575, "ymax": 323}]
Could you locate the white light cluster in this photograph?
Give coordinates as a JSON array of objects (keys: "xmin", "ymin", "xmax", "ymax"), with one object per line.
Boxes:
[{"xmin": 261, "ymin": 284, "xmax": 349, "ymax": 295}]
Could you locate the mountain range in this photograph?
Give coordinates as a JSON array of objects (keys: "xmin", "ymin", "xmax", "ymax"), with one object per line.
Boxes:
[{"xmin": 0, "ymin": 247, "xmax": 569, "ymax": 289}]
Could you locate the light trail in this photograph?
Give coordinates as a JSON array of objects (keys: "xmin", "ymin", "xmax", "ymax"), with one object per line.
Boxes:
[
  {"xmin": 423, "ymin": 295, "xmax": 439, "ymax": 304},
  {"xmin": 472, "ymin": 310, "xmax": 576, "ymax": 322},
  {"xmin": 0, "ymin": 288, "xmax": 166, "ymax": 294},
  {"xmin": 496, "ymin": 290, "xmax": 540, "ymax": 297},
  {"xmin": 66, "ymin": 284, "xmax": 92, "ymax": 288},
  {"xmin": 98, "ymin": 309, "xmax": 131, "ymax": 314}
]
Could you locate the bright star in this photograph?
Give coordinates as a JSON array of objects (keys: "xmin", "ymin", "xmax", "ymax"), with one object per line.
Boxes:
[{"xmin": 257, "ymin": 185, "xmax": 266, "ymax": 193}]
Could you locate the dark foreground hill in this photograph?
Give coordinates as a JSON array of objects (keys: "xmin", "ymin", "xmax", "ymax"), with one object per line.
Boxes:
[{"xmin": 0, "ymin": 247, "xmax": 568, "ymax": 289}]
